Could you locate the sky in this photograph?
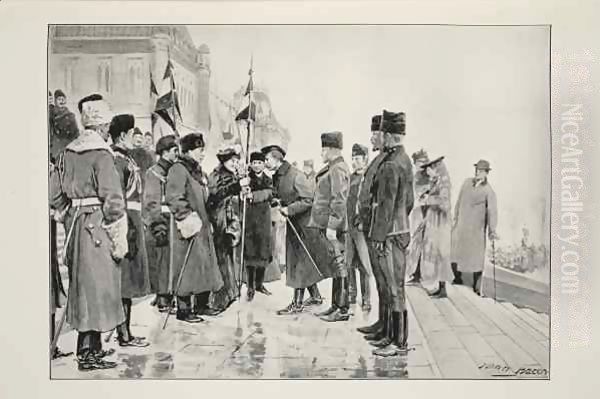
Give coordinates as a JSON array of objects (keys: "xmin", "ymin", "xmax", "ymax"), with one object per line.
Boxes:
[{"xmin": 188, "ymin": 25, "xmax": 550, "ymax": 245}]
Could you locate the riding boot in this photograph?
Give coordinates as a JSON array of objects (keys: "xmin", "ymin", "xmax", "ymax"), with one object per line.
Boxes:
[
  {"xmin": 370, "ymin": 307, "xmax": 392, "ymax": 347},
  {"xmin": 116, "ymin": 298, "xmax": 131, "ymax": 344},
  {"xmin": 452, "ymin": 262, "xmax": 463, "ymax": 284},
  {"xmin": 315, "ymin": 278, "xmax": 338, "ymax": 317},
  {"xmin": 360, "ymin": 271, "xmax": 371, "ymax": 311},
  {"xmin": 320, "ymin": 276, "xmax": 350, "ymax": 322},
  {"xmin": 246, "ymin": 266, "xmax": 256, "ymax": 301},
  {"xmin": 373, "ymin": 311, "xmax": 402, "ymax": 357},
  {"xmin": 304, "ymin": 283, "xmax": 323, "ymax": 306},
  {"xmin": 357, "ymin": 301, "xmax": 384, "ymax": 334},
  {"xmin": 348, "ymin": 268, "xmax": 358, "ymax": 304},
  {"xmin": 473, "ymin": 271, "xmax": 482, "ymax": 295},
  {"xmin": 177, "ymin": 295, "xmax": 204, "ymax": 323},
  {"xmin": 255, "ymin": 267, "xmax": 272, "ymax": 295}
]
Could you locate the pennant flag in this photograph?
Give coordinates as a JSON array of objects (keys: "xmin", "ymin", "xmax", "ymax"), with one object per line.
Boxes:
[
  {"xmin": 151, "ymin": 112, "xmax": 158, "ymax": 128},
  {"xmin": 235, "ymin": 101, "xmax": 256, "ymax": 122},
  {"xmin": 150, "ymin": 70, "xmax": 159, "ymax": 97},
  {"xmin": 244, "ymin": 75, "xmax": 253, "ymax": 97},
  {"xmin": 163, "ymin": 59, "xmax": 174, "ymax": 80},
  {"xmin": 155, "ymin": 92, "xmax": 175, "ymax": 111},
  {"xmin": 173, "ymin": 91, "xmax": 182, "ymax": 119},
  {"xmin": 155, "ymin": 109, "xmax": 176, "ymax": 132}
]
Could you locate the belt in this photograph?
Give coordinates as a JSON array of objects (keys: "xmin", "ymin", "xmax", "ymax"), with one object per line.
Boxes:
[
  {"xmin": 72, "ymin": 197, "xmax": 102, "ymax": 207},
  {"xmin": 127, "ymin": 201, "xmax": 142, "ymax": 211}
]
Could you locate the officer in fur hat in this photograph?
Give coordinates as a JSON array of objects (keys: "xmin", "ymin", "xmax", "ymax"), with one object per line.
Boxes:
[
  {"xmin": 144, "ymin": 135, "xmax": 179, "ymax": 313},
  {"xmin": 109, "ymin": 114, "xmax": 151, "ymax": 348},
  {"xmin": 451, "ymin": 159, "xmax": 498, "ymax": 294},
  {"xmin": 166, "ymin": 133, "xmax": 224, "ymax": 322},
  {"xmin": 50, "ymin": 94, "xmax": 127, "ymax": 371},
  {"xmin": 368, "ymin": 110, "xmax": 414, "ymax": 357},
  {"xmin": 346, "ymin": 143, "xmax": 373, "ymax": 312},
  {"xmin": 262, "ymin": 144, "xmax": 325, "ymax": 314},
  {"xmin": 310, "ymin": 132, "xmax": 352, "ymax": 322}
]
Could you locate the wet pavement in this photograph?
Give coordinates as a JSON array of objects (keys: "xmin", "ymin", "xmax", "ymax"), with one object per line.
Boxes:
[{"xmin": 50, "ymin": 276, "xmax": 549, "ymax": 379}]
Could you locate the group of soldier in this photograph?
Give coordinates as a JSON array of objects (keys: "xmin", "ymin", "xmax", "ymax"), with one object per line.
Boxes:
[{"xmin": 49, "ymin": 90, "xmax": 499, "ymax": 372}]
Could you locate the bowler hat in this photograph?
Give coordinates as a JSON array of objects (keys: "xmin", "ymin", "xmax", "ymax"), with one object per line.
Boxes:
[
  {"xmin": 180, "ymin": 133, "xmax": 205, "ymax": 153},
  {"xmin": 474, "ymin": 159, "xmax": 491, "ymax": 171}
]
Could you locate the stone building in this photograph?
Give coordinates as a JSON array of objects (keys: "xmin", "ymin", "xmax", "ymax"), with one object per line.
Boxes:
[{"xmin": 48, "ymin": 25, "xmax": 211, "ymax": 138}]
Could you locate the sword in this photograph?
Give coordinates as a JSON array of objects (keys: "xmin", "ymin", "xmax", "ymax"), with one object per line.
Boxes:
[
  {"xmin": 50, "ymin": 205, "xmax": 80, "ymax": 356},
  {"xmin": 162, "ymin": 236, "xmax": 195, "ymax": 330},
  {"xmin": 284, "ymin": 215, "xmax": 323, "ymax": 278}
]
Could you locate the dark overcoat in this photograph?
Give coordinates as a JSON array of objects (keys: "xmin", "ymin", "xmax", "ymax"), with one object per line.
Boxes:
[
  {"xmin": 113, "ymin": 146, "xmax": 152, "ymax": 299},
  {"xmin": 244, "ymin": 169, "xmax": 273, "ymax": 267},
  {"xmin": 166, "ymin": 156, "xmax": 224, "ymax": 295},
  {"xmin": 143, "ymin": 158, "xmax": 174, "ymax": 295},
  {"xmin": 49, "ymin": 106, "xmax": 79, "ymax": 163},
  {"xmin": 273, "ymin": 161, "xmax": 332, "ymax": 288},
  {"xmin": 49, "ymin": 130, "xmax": 126, "ymax": 332}
]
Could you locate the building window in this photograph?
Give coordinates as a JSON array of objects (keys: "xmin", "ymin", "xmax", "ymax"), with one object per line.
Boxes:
[
  {"xmin": 97, "ymin": 59, "xmax": 112, "ymax": 94},
  {"xmin": 63, "ymin": 57, "xmax": 78, "ymax": 93},
  {"xmin": 127, "ymin": 58, "xmax": 144, "ymax": 96}
]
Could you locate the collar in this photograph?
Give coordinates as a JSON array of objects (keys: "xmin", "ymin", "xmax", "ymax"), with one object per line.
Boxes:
[
  {"xmin": 276, "ymin": 160, "xmax": 291, "ymax": 177},
  {"xmin": 65, "ymin": 129, "xmax": 112, "ymax": 154},
  {"xmin": 384, "ymin": 144, "xmax": 405, "ymax": 154},
  {"xmin": 178, "ymin": 154, "xmax": 200, "ymax": 172},
  {"xmin": 156, "ymin": 157, "xmax": 173, "ymax": 172},
  {"xmin": 328, "ymin": 155, "xmax": 344, "ymax": 167},
  {"xmin": 111, "ymin": 145, "xmax": 131, "ymax": 157},
  {"xmin": 472, "ymin": 177, "xmax": 488, "ymax": 186}
]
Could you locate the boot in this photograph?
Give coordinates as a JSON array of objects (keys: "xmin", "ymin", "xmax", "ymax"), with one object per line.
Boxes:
[
  {"xmin": 177, "ymin": 296, "xmax": 204, "ymax": 323},
  {"xmin": 357, "ymin": 302, "xmax": 384, "ymax": 334},
  {"xmin": 77, "ymin": 353, "xmax": 118, "ymax": 371},
  {"xmin": 304, "ymin": 284, "xmax": 323, "ymax": 307},
  {"xmin": 473, "ymin": 271, "xmax": 482, "ymax": 295},
  {"xmin": 373, "ymin": 311, "xmax": 402, "ymax": 357},
  {"xmin": 315, "ymin": 279, "xmax": 338, "ymax": 317},
  {"xmin": 452, "ymin": 263, "xmax": 463, "ymax": 285},
  {"xmin": 255, "ymin": 267, "xmax": 272, "ymax": 295},
  {"xmin": 276, "ymin": 289, "xmax": 303, "ymax": 315},
  {"xmin": 398, "ymin": 310, "xmax": 409, "ymax": 353},
  {"xmin": 320, "ymin": 277, "xmax": 350, "ymax": 322},
  {"xmin": 370, "ymin": 307, "xmax": 393, "ymax": 347},
  {"xmin": 360, "ymin": 272, "xmax": 371, "ymax": 311},
  {"xmin": 428, "ymin": 282, "xmax": 448, "ymax": 298},
  {"xmin": 406, "ymin": 261, "xmax": 422, "ymax": 285},
  {"xmin": 194, "ymin": 292, "xmax": 221, "ymax": 316},
  {"xmin": 348, "ymin": 268, "xmax": 358, "ymax": 304},
  {"xmin": 246, "ymin": 266, "xmax": 256, "ymax": 302},
  {"xmin": 116, "ymin": 299, "xmax": 132, "ymax": 345}
]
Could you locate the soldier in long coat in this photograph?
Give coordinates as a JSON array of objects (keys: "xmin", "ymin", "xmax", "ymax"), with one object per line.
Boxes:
[
  {"xmin": 143, "ymin": 135, "xmax": 179, "ymax": 312},
  {"xmin": 346, "ymin": 144, "xmax": 373, "ymax": 312},
  {"xmin": 406, "ymin": 149, "xmax": 430, "ymax": 283},
  {"xmin": 166, "ymin": 133, "xmax": 224, "ymax": 322},
  {"xmin": 244, "ymin": 151, "xmax": 277, "ymax": 301},
  {"xmin": 50, "ymin": 89, "xmax": 79, "ymax": 162},
  {"xmin": 109, "ymin": 114, "xmax": 152, "ymax": 348},
  {"xmin": 208, "ymin": 147, "xmax": 248, "ymax": 311},
  {"xmin": 309, "ymin": 132, "xmax": 352, "ymax": 322},
  {"xmin": 451, "ymin": 159, "xmax": 498, "ymax": 294},
  {"xmin": 262, "ymin": 145, "xmax": 328, "ymax": 315},
  {"xmin": 355, "ymin": 115, "xmax": 390, "ymax": 340},
  {"xmin": 50, "ymin": 94, "xmax": 127, "ymax": 371},
  {"xmin": 368, "ymin": 110, "xmax": 414, "ymax": 357}
]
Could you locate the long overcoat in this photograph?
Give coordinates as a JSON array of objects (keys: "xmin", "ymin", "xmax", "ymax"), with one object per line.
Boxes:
[
  {"xmin": 143, "ymin": 158, "xmax": 174, "ymax": 295},
  {"xmin": 49, "ymin": 130, "xmax": 126, "ymax": 332},
  {"xmin": 273, "ymin": 161, "xmax": 332, "ymax": 288},
  {"xmin": 166, "ymin": 156, "xmax": 224, "ymax": 295},
  {"xmin": 244, "ymin": 169, "xmax": 274, "ymax": 268},
  {"xmin": 406, "ymin": 170, "xmax": 430, "ymax": 276},
  {"xmin": 451, "ymin": 178, "xmax": 498, "ymax": 273},
  {"xmin": 113, "ymin": 146, "xmax": 152, "ymax": 299}
]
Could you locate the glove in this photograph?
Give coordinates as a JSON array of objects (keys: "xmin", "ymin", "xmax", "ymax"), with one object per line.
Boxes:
[
  {"xmin": 326, "ymin": 228, "xmax": 337, "ymax": 240},
  {"xmin": 176, "ymin": 212, "xmax": 203, "ymax": 239},
  {"xmin": 102, "ymin": 215, "xmax": 129, "ymax": 262}
]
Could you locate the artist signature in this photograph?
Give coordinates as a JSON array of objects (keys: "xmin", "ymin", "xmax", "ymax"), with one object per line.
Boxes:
[{"xmin": 479, "ymin": 363, "xmax": 548, "ymax": 378}]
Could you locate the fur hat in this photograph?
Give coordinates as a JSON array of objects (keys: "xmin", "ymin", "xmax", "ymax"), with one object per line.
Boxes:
[
  {"xmin": 250, "ymin": 151, "xmax": 265, "ymax": 162},
  {"xmin": 80, "ymin": 97, "xmax": 113, "ymax": 128},
  {"xmin": 370, "ymin": 114, "xmax": 383, "ymax": 132},
  {"xmin": 180, "ymin": 133, "xmax": 205, "ymax": 153},
  {"xmin": 412, "ymin": 148, "xmax": 429, "ymax": 164},
  {"xmin": 321, "ymin": 131, "xmax": 343, "ymax": 149},
  {"xmin": 155, "ymin": 135, "xmax": 178, "ymax": 156},
  {"xmin": 352, "ymin": 143, "xmax": 368, "ymax": 157},
  {"xmin": 54, "ymin": 89, "xmax": 66, "ymax": 100},
  {"xmin": 381, "ymin": 110, "xmax": 406, "ymax": 135},
  {"xmin": 217, "ymin": 147, "xmax": 241, "ymax": 164},
  {"xmin": 108, "ymin": 114, "xmax": 135, "ymax": 142}
]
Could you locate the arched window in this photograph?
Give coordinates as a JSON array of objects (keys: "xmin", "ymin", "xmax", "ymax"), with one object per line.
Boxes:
[
  {"xmin": 97, "ymin": 59, "xmax": 112, "ymax": 94},
  {"xmin": 64, "ymin": 57, "xmax": 78, "ymax": 93}
]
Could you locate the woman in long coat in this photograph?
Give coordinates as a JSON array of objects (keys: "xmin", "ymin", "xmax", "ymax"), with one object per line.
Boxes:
[
  {"xmin": 50, "ymin": 95, "xmax": 127, "ymax": 371},
  {"xmin": 418, "ymin": 157, "xmax": 455, "ymax": 297},
  {"xmin": 166, "ymin": 133, "xmax": 224, "ymax": 322},
  {"xmin": 207, "ymin": 148, "xmax": 245, "ymax": 311},
  {"xmin": 109, "ymin": 114, "xmax": 151, "ymax": 347}
]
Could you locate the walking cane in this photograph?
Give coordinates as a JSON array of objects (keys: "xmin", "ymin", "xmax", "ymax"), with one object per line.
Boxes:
[
  {"xmin": 162, "ymin": 236, "xmax": 196, "ymax": 330},
  {"xmin": 50, "ymin": 205, "xmax": 80, "ymax": 356},
  {"xmin": 491, "ymin": 238, "xmax": 497, "ymax": 302},
  {"xmin": 284, "ymin": 215, "xmax": 323, "ymax": 278}
]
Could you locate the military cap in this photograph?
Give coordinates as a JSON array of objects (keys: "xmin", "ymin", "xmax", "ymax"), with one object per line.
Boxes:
[
  {"xmin": 261, "ymin": 144, "xmax": 287, "ymax": 157},
  {"xmin": 321, "ymin": 131, "xmax": 343, "ymax": 149},
  {"xmin": 371, "ymin": 114, "xmax": 383, "ymax": 132},
  {"xmin": 421, "ymin": 156, "xmax": 445, "ymax": 169},
  {"xmin": 217, "ymin": 147, "xmax": 241, "ymax": 164},
  {"xmin": 412, "ymin": 148, "xmax": 429, "ymax": 164},
  {"xmin": 155, "ymin": 135, "xmax": 178, "ymax": 156},
  {"xmin": 180, "ymin": 132, "xmax": 205, "ymax": 153},
  {"xmin": 250, "ymin": 151, "xmax": 265, "ymax": 162},
  {"xmin": 352, "ymin": 143, "xmax": 369, "ymax": 157},
  {"xmin": 108, "ymin": 114, "xmax": 135, "ymax": 142},
  {"xmin": 474, "ymin": 159, "xmax": 491, "ymax": 171}
]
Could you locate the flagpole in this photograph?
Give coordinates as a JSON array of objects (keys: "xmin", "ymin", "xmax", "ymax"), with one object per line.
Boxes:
[{"xmin": 168, "ymin": 46, "xmax": 177, "ymax": 137}]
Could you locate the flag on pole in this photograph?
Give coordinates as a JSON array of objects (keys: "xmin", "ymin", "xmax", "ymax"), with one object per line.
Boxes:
[
  {"xmin": 150, "ymin": 70, "xmax": 159, "ymax": 97},
  {"xmin": 235, "ymin": 101, "xmax": 256, "ymax": 121},
  {"xmin": 244, "ymin": 56, "xmax": 254, "ymax": 96},
  {"xmin": 163, "ymin": 59, "xmax": 174, "ymax": 80}
]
